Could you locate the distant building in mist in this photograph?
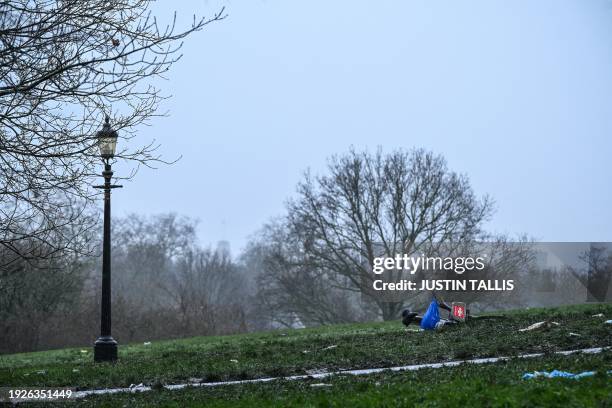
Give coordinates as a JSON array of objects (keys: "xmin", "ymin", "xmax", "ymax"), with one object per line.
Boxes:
[{"xmin": 216, "ymin": 240, "xmax": 231, "ymax": 257}]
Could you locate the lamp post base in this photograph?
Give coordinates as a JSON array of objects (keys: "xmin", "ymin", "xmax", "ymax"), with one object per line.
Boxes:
[{"xmin": 94, "ymin": 336, "xmax": 118, "ymax": 362}]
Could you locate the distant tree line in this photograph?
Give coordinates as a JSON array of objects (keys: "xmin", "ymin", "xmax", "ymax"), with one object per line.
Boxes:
[{"xmin": 0, "ymin": 214, "xmax": 259, "ymax": 354}]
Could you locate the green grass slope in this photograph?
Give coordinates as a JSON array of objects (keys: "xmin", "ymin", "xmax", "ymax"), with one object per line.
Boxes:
[
  {"xmin": 1, "ymin": 304, "xmax": 611, "ymax": 407},
  {"xmin": 72, "ymin": 352, "xmax": 612, "ymax": 407}
]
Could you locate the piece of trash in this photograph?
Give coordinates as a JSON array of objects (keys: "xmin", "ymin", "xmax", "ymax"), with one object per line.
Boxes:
[
  {"xmin": 522, "ymin": 370, "xmax": 612, "ymax": 380},
  {"xmin": 36, "ymin": 370, "xmax": 46, "ymax": 375},
  {"xmin": 127, "ymin": 383, "xmax": 149, "ymax": 393},
  {"xmin": 421, "ymin": 298, "xmax": 441, "ymax": 330},
  {"xmin": 310, "ymin": 383, "xmax": 332, "ymax": 387},
  {"xmin": 188, "ymin": 377, "xmax": 203, "ymax": 383},
  {"xmin": 405, "ymin": 328, "xmax": 424, "ymax": 333},
  {"xmin": 523, "ymin": 370, "xmax": 592, "ymax": 379},
  {"xmin": 72, "ymin": 369, "xmax": 80, "ymax": 373},
  {"xmin": 592, "ymin": 313, "xmax": 604, "ymax": 318},
  {"xmin": 230, "ymin": 359, "xmax": 238, "ymax": 363},
  {"xmin": 605, "ymin": 320, "xmax": 612, "ymax": 325},
  {"xmin": 143, "ymin": 342, "xmax": 151, "ymax": 346},
  {"xmin": 518, "ymin": 321, "xmax": 560, "ymax": 332},
  {"xmin": 80, "ymin": 350, "xmax": 88, "ymax": 353},
  {"xmin": 323, "ymin": 345, "xmax": 337, "ymax": 350},
  {"xmin": 302, "ymin": 350, "xmax": 311, "ymax": 354},
  {"xmin": 568, "ymin": 332, "xmax": 581, "ymax": 337}
]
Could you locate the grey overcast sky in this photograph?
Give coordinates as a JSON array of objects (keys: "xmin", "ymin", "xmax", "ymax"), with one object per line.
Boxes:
[{"xmin": 113, "ymin": 0, "xmax": 612, "ymax": 254}]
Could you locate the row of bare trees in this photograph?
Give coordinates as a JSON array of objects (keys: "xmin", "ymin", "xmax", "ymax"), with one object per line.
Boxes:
[
  {"xmin": 246, "ymin": 148, "xmax": 496, "ymax": 324},
  {"xmin": 2, "ymin": 147, "xmax": 610, "ymax": 353},
  {"xmin": 111, "ymin": 214, "xmax": 253, "ymax": 339},
  {"xmin": 0, "ymin": 213, "xmax": 259, "ymax": 354},
  {"xmin": 245, "ymin": 149, "xmax": 610, "ymax": 327}
]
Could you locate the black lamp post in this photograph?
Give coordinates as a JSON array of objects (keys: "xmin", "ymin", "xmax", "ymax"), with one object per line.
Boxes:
[{"xmin": 93, "ymin": 116, "xmax": 121, "ymax": 362}]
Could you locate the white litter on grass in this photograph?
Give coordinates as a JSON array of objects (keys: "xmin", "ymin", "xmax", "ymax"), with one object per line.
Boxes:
[
  {"xmin": 323, "ymin": 345, "xmax": 337, "ymax": 350},
  {"xmin": 310, "ymin": 383, "xmax": 332, "ymax": 388},
  {"xmin": 143, "ymin": 342, "xmax": 151, "ymax": 346},
  {"xmin": 230, "ymin": 359, "xmax": 238, "ymax": 363},
  {"xmin": 592, "ymin": 313, "xmax": 604, "ymax": 318},
  {"xmin": 568, "ymin": 333, "xmax": 581, "ymax": 337},
  {"xmin": 518, "ymin": 321, "xmax": 560, "ymax": 332},
  {"xmin": 64, "ymin": 346, "xmax": 608, "ymax": 401}
]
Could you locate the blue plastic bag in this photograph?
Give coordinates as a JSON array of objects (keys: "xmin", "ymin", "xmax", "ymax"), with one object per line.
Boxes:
[
  {"xmin": 420, "ymin": 299, "xmax": 441, "ymax": 330},
  {"xmin": 522, "ymin": 370, "xmax": 601, "ymax": 380}
]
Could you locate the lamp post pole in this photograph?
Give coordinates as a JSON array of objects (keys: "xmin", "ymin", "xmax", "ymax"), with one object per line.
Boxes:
[{"xmin": 94, "ymin": 117, "xmax": 121, "ymax": 362}]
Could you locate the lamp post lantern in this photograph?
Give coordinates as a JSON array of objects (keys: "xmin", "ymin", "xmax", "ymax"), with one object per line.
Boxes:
[{"xmin": 93, "ymin": 116, "xmax": 122, "ymax": 362}]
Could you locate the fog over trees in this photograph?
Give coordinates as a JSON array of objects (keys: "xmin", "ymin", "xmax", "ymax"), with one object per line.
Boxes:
[
  {"xmin": 1, "ymin": 1, "xmax": 609, "ymax": 360},
  {"xmin": 2, "ymin": 147, "xmax": 603, "ymax": 354},
  {"xmin": 1, "ymin": 213, "xmax": 258, "ymax": 353}
]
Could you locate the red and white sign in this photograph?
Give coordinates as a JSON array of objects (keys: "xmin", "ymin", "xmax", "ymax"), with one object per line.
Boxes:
[{"xmin": 452, "ymin": 302, "xmax": 466, "ymax": 321}]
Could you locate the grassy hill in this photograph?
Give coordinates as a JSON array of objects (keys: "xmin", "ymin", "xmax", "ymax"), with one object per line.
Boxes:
[{"xmin": 1, "ymin": 303, "xmax": 611, "ymax": 407}]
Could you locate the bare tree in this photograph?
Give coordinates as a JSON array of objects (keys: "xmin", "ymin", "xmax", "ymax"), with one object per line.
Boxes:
[
  {"xmin": 0, "ymin": 235, "xmax": 92, "ymax": 353},
  {"xmin": 283, "ymin": 148, "xmax": 493, "ymax": 321},
  {"xmin": 165, "ymin": 247, "xmax": 249, "ymax": 335},
  {"xmin": 110, "ymin": 213, "xmax": 250, "ymax": 339},
  {"xmin": 0, "ymin": 0, "xmax": 225, "ymax": 266},
  {"xmin": 432, "ymin": 237, "xmax": 535, "ymax": 312},
  {"xmin": 247, "ymin": 220, "xmax": 376, "ymax": 327},
  {"xmin": 572, "ymin": 244, "xmax": 612, "ymax": 302}
]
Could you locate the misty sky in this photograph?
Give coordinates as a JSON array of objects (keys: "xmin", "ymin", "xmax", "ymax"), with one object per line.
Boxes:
[{"xmin": 113, "ymin": 0, "xmax": 612, "ymax": 254}]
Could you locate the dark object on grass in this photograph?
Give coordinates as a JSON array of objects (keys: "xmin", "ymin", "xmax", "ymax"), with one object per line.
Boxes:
[
  {"xmin": 402, "ymin": 299, "xmax": 458, "ymax": 329},
  {"xmin": 401, "ymin": 310, "xmax": 421, "ymax": 327},
  {"xmin": 402, "ymin": 300, "xmax": 506, "ymax": 328},
  {"xmin": 401, "ymin": 295, "xmax": 470, "ymax": 329}
]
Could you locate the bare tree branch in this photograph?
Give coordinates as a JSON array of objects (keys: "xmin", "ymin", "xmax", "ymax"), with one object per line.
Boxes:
[{"xmin": 0, "ymin": 0, "xmax": 225, "ymax": 265}]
